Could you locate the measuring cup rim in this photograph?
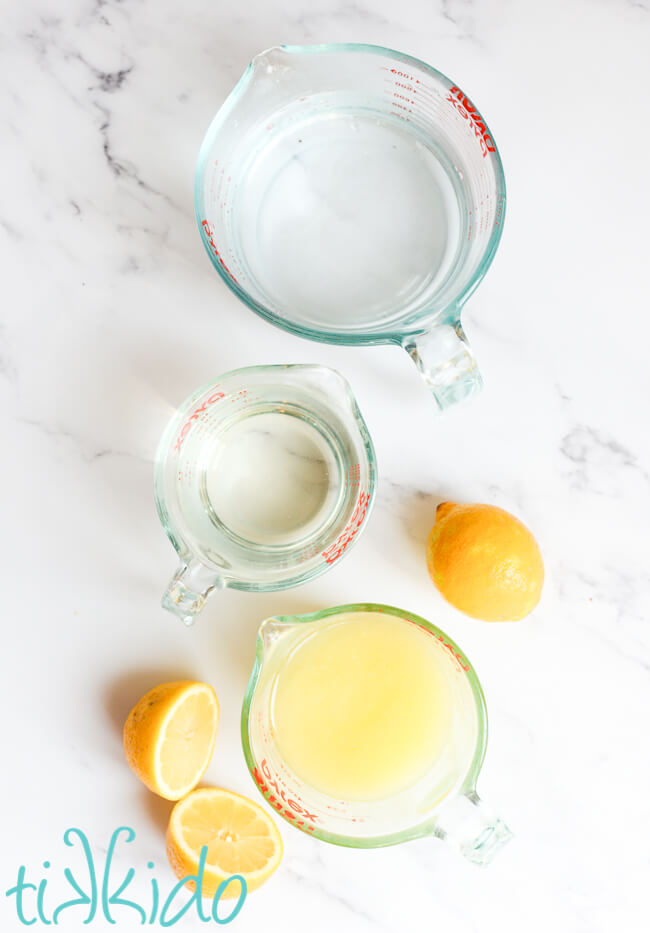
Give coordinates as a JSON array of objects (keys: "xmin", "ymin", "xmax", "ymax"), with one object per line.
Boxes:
[
  {"xmin": 153, "ymin": 363, "xmax": 361, "ymax": 454},
  {"xmin": 156, "ymin": 363, "xmax": 356, "ymax": 412},
  {"xmin": 153, "ymin": 362, "xmax": 369, "ymax": 468},
  {"xmin": 240, "ymin": 601, "xmax": 489, "ymax": 848},
  {"xmin": 195, "ymin": 42, "xmax": 506, "ymax": 345}
]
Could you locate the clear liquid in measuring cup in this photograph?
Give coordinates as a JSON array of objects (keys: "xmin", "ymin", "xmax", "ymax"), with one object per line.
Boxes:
[
  {"xmin": 199, "ymin": 409, "xmax": 341, "ymax": 547},
  {"xmin": 236, "ymin": 111, "xmax": 461, "ymax": 331},
  {"xmin": 156, "ymin": 365, "xmax": 375, "ymax": 613}
]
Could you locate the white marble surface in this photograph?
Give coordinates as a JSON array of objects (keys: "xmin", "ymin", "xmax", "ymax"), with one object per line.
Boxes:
[{"xmin": 2, "ymin": 0, "xmax": 649, "ymax": 930}]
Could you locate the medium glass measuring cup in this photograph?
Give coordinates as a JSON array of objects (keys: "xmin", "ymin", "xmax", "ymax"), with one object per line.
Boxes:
[
  {"xmin": 196, "ymin": 44, "xmax": 506, "ymax": 411},
  {"xmin": 242, "ymin": 603, "xmax": 512, "ymax": 864},
  {"xmin": 154, "ymin": 366, "xmax": 376, "ymax": 625}
]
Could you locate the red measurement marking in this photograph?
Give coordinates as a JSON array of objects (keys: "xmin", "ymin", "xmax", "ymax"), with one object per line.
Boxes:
[
  {"xmin": 201, "ymin": 219, "xmax": 239, "ymax": 283},
  {"xmin": 173, "ymin": 390, "xmax": 226, "ymax": 452},
  {"xmin": 412, "ymin": 83, "xmax": 439, "ymax": 104},
  {"xmin": 403, "ymin": 617, "xmax": 471, "ymax": 672},
  {"xmin": 388, "ymin": 67, "xmax": 415, "ymax": 81},
  {"xmin": 445, "ymin": 87, "xmax": 496, "ymax": 159},
  {"xmin": 253, "ymin": 760, "xmax": 319, "ymax": 823},
  {"xmin": 347, "ymin": 463, "xmax": 360, "ymax": 487},
  {"xmin": 297, "ymin": 542, "xmax": 321, "ymax": 562},
  {"xmin": 434, "ymin": 633, "xmax": 470, "ymax": 672},
  {"xmin": 321, "ymin": 489, "xmax": 371, "ymax": 565}
]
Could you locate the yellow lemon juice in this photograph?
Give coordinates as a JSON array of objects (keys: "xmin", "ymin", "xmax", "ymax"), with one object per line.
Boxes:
[{"xmin": 270, "ymin": 611, "xmax": 453, "ymax": 801}]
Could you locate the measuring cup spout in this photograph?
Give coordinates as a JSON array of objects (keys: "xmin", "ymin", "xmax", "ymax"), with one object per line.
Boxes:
[
  {"xmin": 403, "ymin": 321, "xmax": 483, "ymax": 411},
  {"xmin": 161, "ymin": 559, "xmax": 224, "ymax": 626},
  {"xmin": 258, "ymin": 614, "xmax": 303, "ymax": 652},
  {"xmin": 432, "ymin": 791, "xmax": 512, "ymax": 866}
]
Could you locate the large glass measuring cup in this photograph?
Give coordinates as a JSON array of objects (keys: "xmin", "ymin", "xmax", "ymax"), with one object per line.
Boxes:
[
  {"xmin": 154, "ymin": 366, "xmax": 376, "ymax": 625},
  {"xmin": 242, "ymin": 603, "xmax": 512, "ymax": 864},
  {"xmin": 196, "ymin": 44, "xmax": 506, "ymax": 411}
]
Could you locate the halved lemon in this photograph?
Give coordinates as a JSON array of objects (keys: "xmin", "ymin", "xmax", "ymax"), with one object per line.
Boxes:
[
  {"xmin": 123, "ymin": 681, "xmax": 219, "ymax": 800},
  {"xmin": 166, "ymin": 787, "xmax": 283, "ymax": 897}
]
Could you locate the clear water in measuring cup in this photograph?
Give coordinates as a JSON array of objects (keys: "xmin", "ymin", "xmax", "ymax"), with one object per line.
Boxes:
[
  {"xmin": 199, "ymin": 410, "xmax": 340, "ymax": 547},
  {"xmin": 236, "ymin": 111, "xmax": 461, "ymax": 330},
  {"xmin": 156, "ymin": 365, "xmax": 377, "ymax": 613}
]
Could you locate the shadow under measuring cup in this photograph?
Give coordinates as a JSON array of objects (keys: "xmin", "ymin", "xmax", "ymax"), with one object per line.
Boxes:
[{"xmin": 154, "ymin": 365, "xmax": 376, "ymax": 625}]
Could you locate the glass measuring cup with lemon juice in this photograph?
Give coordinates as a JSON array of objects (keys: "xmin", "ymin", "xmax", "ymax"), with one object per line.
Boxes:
[
  {"xmin": 270, "ymin": 611, "xmax": 459, "ymax": 801},
  {"xmin": 247, "ymin": 608, "xmax": 479, "ymax": 816},
  {"xmin": 243, "ymin": 604, "xmax": 512, "ymax": 862}
]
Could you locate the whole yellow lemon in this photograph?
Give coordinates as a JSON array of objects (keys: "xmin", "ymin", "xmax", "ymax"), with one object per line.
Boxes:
[{"xmin": 426, "ymin": 502, "xmax": 544, "ymax": 621}]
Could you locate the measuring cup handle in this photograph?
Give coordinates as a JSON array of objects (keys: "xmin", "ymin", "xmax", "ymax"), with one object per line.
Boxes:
[
  {"xmin": 403, "ymin": 322, "xmax": 483, "ymax": 411},
  {"xmin": 161, "ymin": 560, "xmax": 223, "ymax": 626},
  {"xmin": 432, "ymin": 791, "xmax": 513, "ymax": 866}
]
